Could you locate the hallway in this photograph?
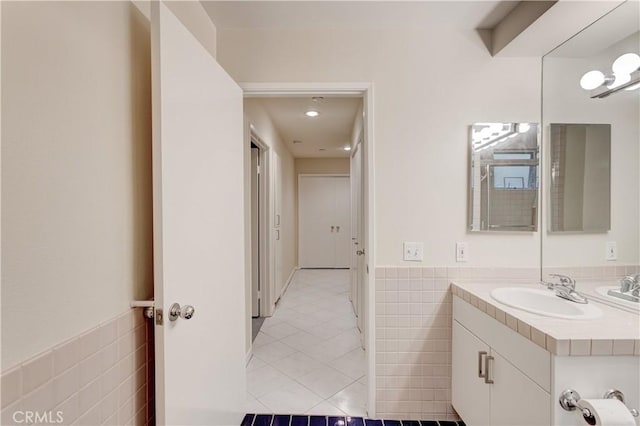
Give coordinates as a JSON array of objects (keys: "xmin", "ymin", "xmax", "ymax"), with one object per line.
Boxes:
[{"xmin": 246, "ymin": 269, "xmax": 367, "ymax": 416}]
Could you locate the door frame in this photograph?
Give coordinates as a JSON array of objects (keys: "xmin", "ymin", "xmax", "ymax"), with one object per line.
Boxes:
[
  {"xmin": 297, "ymin": 173, "xmax": 350, "ymax": 268},
  {"xmin": 245, "ymin": 125, "xmax": 272, "ymax": 320},
  {"xmin": 241, "ymin": 82, "xmax": 376, "ymax": 416}
]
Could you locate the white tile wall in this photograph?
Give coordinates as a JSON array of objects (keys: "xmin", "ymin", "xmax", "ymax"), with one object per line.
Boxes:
[
  {"xmin": 374, "ymin": 266, "xmax": 540, "ymax": 421},
  {"xmin": 1, "ymin": 310, "xmax": 154, "ymax": 426}
]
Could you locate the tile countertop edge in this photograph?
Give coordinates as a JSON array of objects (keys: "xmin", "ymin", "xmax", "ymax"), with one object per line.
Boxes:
[{"xmin": 450, "ymin": 281, "xmax": 640, "ymax": 357}]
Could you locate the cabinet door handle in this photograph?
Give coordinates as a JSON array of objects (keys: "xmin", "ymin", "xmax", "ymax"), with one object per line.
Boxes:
[
  {"xmin": 484, "ymin": 355, "xmax": 494, "ymax": 384},
  {"xmin": 478, "ymin": 351, "xmax": 487, "ymax": 378}
]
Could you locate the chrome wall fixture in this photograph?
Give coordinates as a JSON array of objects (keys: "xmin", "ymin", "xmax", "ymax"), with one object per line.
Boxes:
[{"xmin": 579, "ymin": 53, "xmax": 640, "ymax": 98}]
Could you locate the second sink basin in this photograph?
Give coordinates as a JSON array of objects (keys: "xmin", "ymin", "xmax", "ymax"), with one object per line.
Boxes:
[{"xmin": 490, "ymin": 287, "xmax": 602, "ymax": 320}]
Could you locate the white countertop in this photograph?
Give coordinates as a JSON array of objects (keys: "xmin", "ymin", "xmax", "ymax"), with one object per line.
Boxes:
[{"xmin": 451, "ymin": 280, "xmax": 640, "ymax": 356}]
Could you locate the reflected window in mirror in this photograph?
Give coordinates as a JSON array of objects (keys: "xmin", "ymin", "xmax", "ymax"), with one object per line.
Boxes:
[{"xmin": 468, "ymin": 123, "xmax": 540, "ymax": 232}]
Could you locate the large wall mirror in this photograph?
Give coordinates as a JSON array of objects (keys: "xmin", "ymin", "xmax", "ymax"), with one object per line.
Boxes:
[
  {"xmin": 468, "ymin": 122, "xmax": 539, "ymax": 232},
  {"xmin": 542, "ymin": 1, "xmax": 639, "ymax": 274}
]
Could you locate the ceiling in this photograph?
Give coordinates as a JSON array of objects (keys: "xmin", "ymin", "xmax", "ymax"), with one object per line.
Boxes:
[
  {"xmin": 546, "ymin": 1, "xmax": 639, "ymax": 58},
  {"xmin": 202, "ymin": 1, "xmax": 520, "ymax": 31},
  {"xmin": 249, "ymin": 97, "xmax": 362, "ymax": 158}
]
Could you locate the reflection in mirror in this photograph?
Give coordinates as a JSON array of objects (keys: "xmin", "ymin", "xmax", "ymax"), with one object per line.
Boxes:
[
  {"xmin": 549, "ymin": 123, "xmax": 611, "ymax": 233},
  {"xmin": 468, "ymin": 123, "xmax": 539, "ymax": 232},
  {"xmin": 542, "ymin": 0, "xmax": 639, "ymax": 277}
]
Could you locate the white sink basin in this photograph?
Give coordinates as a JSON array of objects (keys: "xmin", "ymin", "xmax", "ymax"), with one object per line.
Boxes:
[{"xmin": 490, "ymin": 287, "xmax": 602, "ymax": 320}]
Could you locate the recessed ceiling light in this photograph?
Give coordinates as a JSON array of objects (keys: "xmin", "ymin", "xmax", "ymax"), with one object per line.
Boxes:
[
  {"xmin": 319, "ymin": 148, "xmax": 326, "ymax": 151},
  {"xmin": 305, "ymin": 110, "xmax": 319, "ymax": 118},
  {"xmin": 311, "ymin": 96, "xmax": 324, "ymax": 102},
  {"xmin": 292, "ymin": 140, "xmax": 303, "ymax": 144},
  {"xmin": 344, "ymin": 146, "xmax": 352, "ymax": 151}
]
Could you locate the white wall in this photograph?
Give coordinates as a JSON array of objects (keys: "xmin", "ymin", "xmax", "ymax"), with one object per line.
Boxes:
[
  {"xmin": 243, "ymin": 99, "xmax": 296, "ymax": 351},
  {"xmin": 218, "ymin": 27, "xmax": 542, "ymax": 268},
  {"xmin": 1, "ymin": 1, "xmax": 153, "ymax": 370},
  {"xmin": 542, "ymin": 33, "xmax": 640, "ymax": 267}
]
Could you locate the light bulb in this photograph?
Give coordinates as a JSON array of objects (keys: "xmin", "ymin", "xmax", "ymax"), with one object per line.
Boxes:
[
  {"xmin": 305, "ymin": 110, "xmax": 319, "ymax": 117},
  {"xmin": 580, "ymin": 70, "xmax": 605, "ymax": 90},
  {"xmin": 612, "ymin": 53, "xmax": 640, "ymax": 75},
  {"xmin": 517, "ymin": 123, "xmax": 530, "ymax": 133},
  {"xmin": 343, "ymin": 146, "xmax": 351, "ymax": 151},
  {"xmin": 607, "ymin": 73, "xmax": 631, "ymax": 89}
]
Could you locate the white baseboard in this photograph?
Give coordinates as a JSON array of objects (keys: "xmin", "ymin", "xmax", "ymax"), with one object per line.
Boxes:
[
  {"xmin": 279, "ymin": 266, "xmax": 298, "ymax": 298},
  {"xmin": 246, "ymin": 348, "xmax": 253, "ymax": 366}
]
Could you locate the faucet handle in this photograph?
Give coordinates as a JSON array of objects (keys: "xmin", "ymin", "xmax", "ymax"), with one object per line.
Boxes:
[{"xmin": 548, "ymin": 273, "xmax": 575, "ymax": 287}]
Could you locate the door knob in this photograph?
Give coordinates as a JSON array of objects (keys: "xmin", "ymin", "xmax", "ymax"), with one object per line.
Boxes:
[
  {"xmin": 169, "ymin": 303, "xmax": 195, "ymax": 321},
  {"xmin": 356, "ymin": 249, "xmax": 365, "ymax": 256}
]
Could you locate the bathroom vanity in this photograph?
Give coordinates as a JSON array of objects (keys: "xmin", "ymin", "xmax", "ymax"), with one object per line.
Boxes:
[{"xmin": 451, "ymin": 281, "xmax": 640, "ymax": 426}]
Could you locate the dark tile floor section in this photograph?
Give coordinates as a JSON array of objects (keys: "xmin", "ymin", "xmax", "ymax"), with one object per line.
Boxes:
[{"xmin": 241, "ymin": 414, "xmax": 465, "ymax": 426}]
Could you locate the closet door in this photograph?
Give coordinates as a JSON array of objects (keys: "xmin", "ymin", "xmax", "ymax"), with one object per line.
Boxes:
[
  {"xmin": 299, "ymin": 176, "xmax": 337, "ymax": 267},
  {"xmin": 333, "ymin": 176, "xmax": 351, "ymax": 268}
]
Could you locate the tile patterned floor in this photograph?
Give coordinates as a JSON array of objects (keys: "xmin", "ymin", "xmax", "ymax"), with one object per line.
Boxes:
[
  {"xmin": 241, "ymin": 414, "xmax": 467, "ymax": 426},
  {"xmin": 246, "ymin": 269, "xmax": 367, "ymax": 416}
]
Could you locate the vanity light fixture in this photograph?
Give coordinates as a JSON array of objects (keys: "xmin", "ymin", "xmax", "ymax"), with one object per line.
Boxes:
[
  {"xmin": 579, "ymin": 52, "xmax": 640, "ymax": 98},
  {"xmin": 305, "ymin": 110, "xmax": 319, "ymax": 118}
]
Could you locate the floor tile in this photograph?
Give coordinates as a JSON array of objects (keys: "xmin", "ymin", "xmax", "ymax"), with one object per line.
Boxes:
[
  {"xmin": 328, "ymin": 381, "xmax": 367, "ymax": 417},
  {"xmin": 331, "ymin": 348, "xmax": 366, "ymax": 379},
  {"xmin": 273, "ymin": 415, "xmax": 292, "ymax": 426},
  {"xmin": 241, "ymin": 414, "xmax": 254, "ymax": 426},
  {"xmin": 253, "ymin": 340, "xmax": 298, "ymax": 364},
  {"xmin": 297, "ymin": 365, "xmax": 357, "ymax": 399},
  {"xmin": 328, "ymin": 416, "xmax": 347, "ymax": 426},
  {"xmin": 306, "ymin": 402, "xmax": 347, "ymax": 416},
  {"xmin": 291, "ymin": 415, "xmax": 311, "ymax": 426},
  {"xmin": 253, "ymin": 415, "xmax": 273, "ymax": 426},
  {"xmin": 258, "ymin": 381, "xmax": 324, "ymax": 414},
  {"xmin": 245, "ymin": 393, "xmax": 270, "ymax": 412},
  {"xmin": 310, "ymin": 415, "xmax": 329, "ymax": 426},
  {"xmin": 271, "ymin": 351, "xmax": 324, "ymax": 380},
  {"xmin": 247, "ymin": 364, "xmax": 299, "ymax": 398},
  {"xmin": 249, "ymin": 269, "xmax": 366, "ymax": 417},
  {"xmin": 253, "ymin": 332, "xmax": 277, "ymax": 349},
  {"xmin": 261, "ymin": 322, "xmax": 303, "ymax": 340},
  {"xmin": 247, "ymin": 356, "xmax": 267, "ymax": 372}
]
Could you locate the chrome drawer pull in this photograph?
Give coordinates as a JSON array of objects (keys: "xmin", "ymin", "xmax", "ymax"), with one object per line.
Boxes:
[{"xmin": 484, "ymin": 355, "xmax": 494, "ymax": 384}]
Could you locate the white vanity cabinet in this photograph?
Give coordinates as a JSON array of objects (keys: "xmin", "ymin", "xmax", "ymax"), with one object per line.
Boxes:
[{"xmin": 452, "ymin": 297, "xmax": 551, "ymax": 426}]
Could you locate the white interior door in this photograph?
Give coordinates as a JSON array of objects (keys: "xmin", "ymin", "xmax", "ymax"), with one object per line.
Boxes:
[
  {"xmin": 299, "ymin": 176, "xmax": 350, "ymax": 268},
  {"xmin": 333, "ymin": 177, "xmax": 351, "ymax": 268},
  {"xmin": 151, "ymin": 3, "xmax": 245, "ymax": 424}
]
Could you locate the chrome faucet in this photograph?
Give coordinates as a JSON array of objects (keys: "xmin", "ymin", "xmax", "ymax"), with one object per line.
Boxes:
[
  {"xmin": 620, "ymin": 275, "xmax": 640, "ymax": 296},
  {"xmin": 541, "ymin": 274, "xmax": 588, "ymax": 304}
]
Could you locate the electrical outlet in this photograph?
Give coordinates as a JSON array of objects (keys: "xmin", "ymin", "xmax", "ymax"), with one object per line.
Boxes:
[
  {"xmin": 403, "ymin": 242, "xmax": 423, "ymax": 262},
  {"xmin": 605, "ymin": 241, "xmax": 617, "ymax": 261},
  {"xmin": 456, "ymin": 242, "xmax": 469, "ymax": 262}
]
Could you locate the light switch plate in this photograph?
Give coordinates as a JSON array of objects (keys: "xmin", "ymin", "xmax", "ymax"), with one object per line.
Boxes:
[
  {"xmin": 456, "ymin": 242, "xmax": 469, "ymax": 262},
  {"xmin": 605, "ymin": 241, "xmax": 617, "ymax": 261},
  {"xmin": 403, "ymin": 242, "xmax": 423, "ymax": 262}
]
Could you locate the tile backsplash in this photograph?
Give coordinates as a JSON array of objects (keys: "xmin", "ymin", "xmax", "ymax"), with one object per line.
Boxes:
[
  {"xmin": 374, "ymin": 264, "xmax": 638, "ymax": 420},
  {"xmin": 1, "ymin": 310, "xmax": 154, "ymax": 426}
]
